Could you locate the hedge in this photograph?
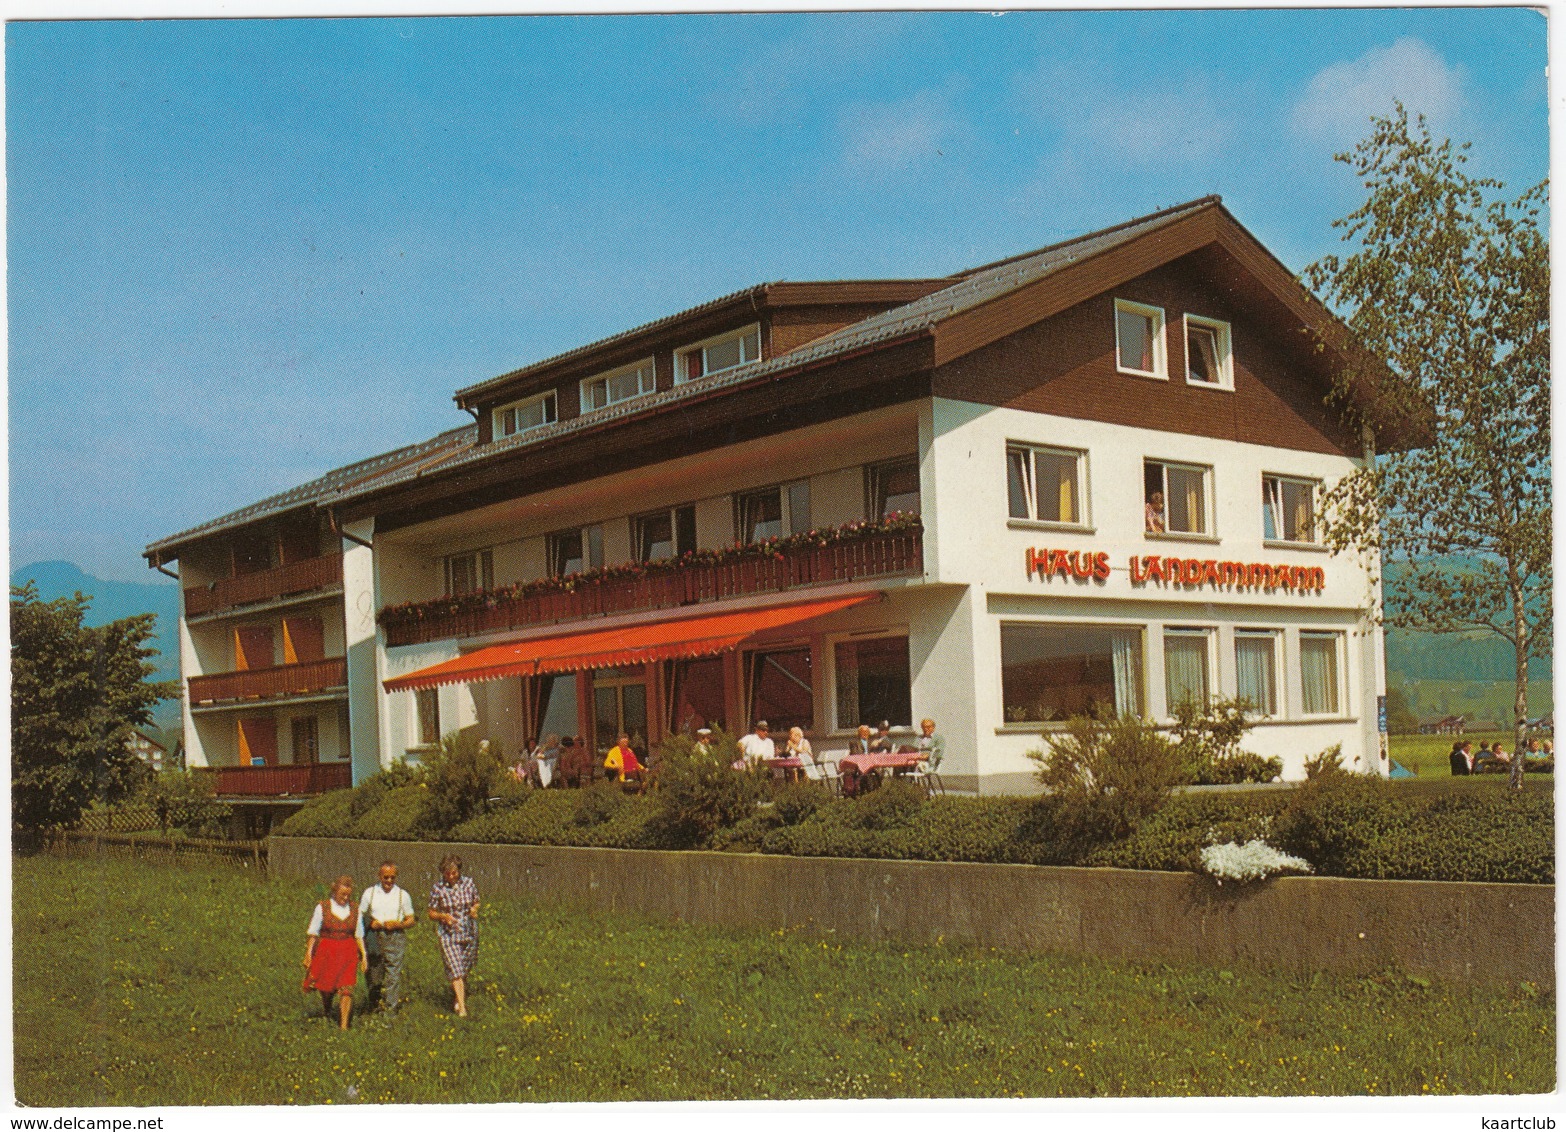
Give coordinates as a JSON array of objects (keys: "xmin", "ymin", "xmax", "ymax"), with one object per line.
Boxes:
[{"xmin": 276, "ymin": 775, "xmax": 1554, "ymax": 885}]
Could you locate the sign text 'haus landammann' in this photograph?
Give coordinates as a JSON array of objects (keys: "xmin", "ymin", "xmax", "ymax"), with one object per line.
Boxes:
[{"xmin": 1025, "ymin": 547, "xmax": 1327, "ymax": 593}]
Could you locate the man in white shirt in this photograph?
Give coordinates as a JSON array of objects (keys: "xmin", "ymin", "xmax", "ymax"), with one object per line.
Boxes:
[
  {"xmin": 736, "ymin": 720, "xmax": 775, "ymax": 768},
  {"xmin": 359, "ymin": 861, "xmax": 416, "ymax": 1015}
]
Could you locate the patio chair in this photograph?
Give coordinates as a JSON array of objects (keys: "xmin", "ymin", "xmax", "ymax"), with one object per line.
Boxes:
[
  {"xmin": 908, "ymin": 762, "xmax": 946, "ymax": 797},
  {"xmin": 809, "ymin": 753, "xmax": 846, "ymax": 796}
]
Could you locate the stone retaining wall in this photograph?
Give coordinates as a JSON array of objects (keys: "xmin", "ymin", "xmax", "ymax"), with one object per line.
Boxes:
[{"xmin": 271, "ymin": 837, "xmax": 1554, "ymax": 988}]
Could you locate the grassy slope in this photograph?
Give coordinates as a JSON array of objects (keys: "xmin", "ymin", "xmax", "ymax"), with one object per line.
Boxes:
[{"xmin": 13, "ymin": 854, "xmax": 1553, "ymax": 1104}]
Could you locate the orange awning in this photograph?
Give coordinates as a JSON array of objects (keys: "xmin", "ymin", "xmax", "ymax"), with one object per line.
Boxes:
[{"xmin": 383, "ymin": 594, "xmax": 875, "ymax": 692}]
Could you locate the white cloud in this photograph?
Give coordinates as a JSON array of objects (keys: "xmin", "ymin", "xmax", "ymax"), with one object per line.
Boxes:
[
  {"xmin": 1292, "ymin": 38, "xmax": 1465, "ymax": 144},
  {"xmin": 1020, "ymin": 62, "xmax": 1234, "ymax": 172},
  {"xmin": 838, "ymin": 90, "xmax": 961, "ymax": 174}
]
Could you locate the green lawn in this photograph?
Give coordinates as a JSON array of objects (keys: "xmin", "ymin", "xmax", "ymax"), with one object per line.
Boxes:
[{"xmin": 13, "ymin": 854, "xmax": 1553, "ymax": 1104}]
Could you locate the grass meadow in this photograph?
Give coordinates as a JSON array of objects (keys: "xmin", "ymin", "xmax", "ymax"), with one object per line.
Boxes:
[{"xmin": 13, "ymin": 853, "xmax": 1554, "ymax": 1105}]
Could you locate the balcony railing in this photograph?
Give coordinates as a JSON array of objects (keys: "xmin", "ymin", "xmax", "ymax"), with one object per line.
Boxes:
[
  {"xmin": 194, "ymin": 762, "xmax": 352, "ymax": 797},
  {"xmin": 382, "ymin": 529, "xmax": 923, "ymax": 647},
  {"xmin": 184, "ymin": 553, "xmax": 343, "ymax": 617},
  {"xmin": 189, "ymin": 657, "xmax": 349, "ymax": 705}
]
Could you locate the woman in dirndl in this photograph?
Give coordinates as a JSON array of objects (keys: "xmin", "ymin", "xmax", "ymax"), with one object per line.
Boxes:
[
  {"xmin": 302, "ymin": 874, "xmax": 367, "ymax": 1029},
  {"xmin": 428, "ymin": 854, "xmax": 481, "ymax": 1018}
]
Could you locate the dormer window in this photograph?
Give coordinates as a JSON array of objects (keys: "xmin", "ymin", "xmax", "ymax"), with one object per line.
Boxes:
[
  {"xmin": 581, "ymin": 359, "xmax": 656, "ymax": 412},
  {"xmin": 493, "ymin": 391, "xmax": 557, "ymax": 440},
  {"xmin": 1184, "ymin": 315, "xmax": 1233, "ymax": 389},
  {"xmin": 675, "ymin": 325, "xmax": 760, "ymax": 385},
  {"xmin": 1114, "ymin": 299, "xmax": 1166, "ymax": 379}
]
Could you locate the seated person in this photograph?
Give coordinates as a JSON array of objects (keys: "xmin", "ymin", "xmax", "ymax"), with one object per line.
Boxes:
[
  {"xmin": 556, "ymin": 736, "xmax": 591, "ymax": 788},
  {"xmin": 1448, "ymin": 741, "xmax": 1471, "ymax": 776},
  {"xmin": 1145, "ymin": 492, "xmax": 1167, "ymax": 533},
  {"xmin": 915, "ymin": 717, "xmax": 944, "ymax": 772},
  {"xmin": 785, "ymin": 726, "xmax": 814, "ymax": 764},
  {"xmin": 869, "ymin": 721, "xmax": 895, "ymax": 753},
  {"xmin": 845, "ymin": 724, "xmax": 874, "ymax": 756},
  {"xmin": 603, "ymin": 733, "xmax": 644, "ymax": 782}
]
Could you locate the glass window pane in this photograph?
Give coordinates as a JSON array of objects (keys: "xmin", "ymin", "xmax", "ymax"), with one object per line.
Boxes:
[
  {"xmin": 552, "ymin": 530, "xmax": 584, "ymax": 577},
  {"xmin": 834, "ymin": 637, "xmax": 911, "ymax": 730},
  {"xmin": 1301, "ymin": 633, "xmax": 1340, "ymax": 714},
  {"xmin": 1235, "ymin": 633, "xmax": 1278, "ymax": 716},
  {"xmin": 536, "ymin": 674, "xmax": 578, "ymax": 743},
  {"xmin": 673, "ymin": 657, "xmax": 726, "ymax": 735},
  {"xmin": 787, "ymin": 480, "xmax": 812, "ymax": 535},
  {"xmin": 741, "ymin": 489, "xmax": 783, "ymax": 542},
  {"xmin": 875, "ymin": 460, "xmax": 921, "ymax": 517},
  {"xmin": 1283, "ymin": 479, "xmax": 1315, "ymax": 542},
  {"xmin": 1163, "ymin": 631, "xmax": 1211, "ymax": 710},
  {"xmin": 639, "ymin": 513, "xmax": 674, "ymax": 561},
  {"xmin": 1006, "ymin": 448, "xmax": 1031, "ymax": 519},
  {"xmin": 586, "ymin": 524, "xmax": 604, "ymax": 570},
  {"xmin": 1188, "ymin": 326, "xmax": 1219, "ymax": 382},
  {"xmin": 1165, "ymin": 465, "xmax": 1207, "ymax": 533},
  {"xmin": 1262, "ymin": 477, "xmax": 1280, "ymax": 540},
  {"xmin": 1118, "ymin": 308, "xmax": 1154, "ymax": 371},
  {"xmin": 1001, "ymin": 624, "xmax": 1142, "ymax": 722},
  {"xmin": 751, "ymin": 647, "xmax": 813, "ymax": 735},
  {"xmin": 1035, "ymin": 450, "xmax": 1079, "ymax": 524},
  {"xmin": 742, "ymin": 330, "xmax": 759, "ymax": 361},
  {"xmin": 705, "ymin": 336, "xmax": 742, "ymax": 372}
]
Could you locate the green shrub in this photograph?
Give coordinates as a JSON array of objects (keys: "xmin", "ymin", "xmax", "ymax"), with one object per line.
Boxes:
[
  {"xmin": 450, "ymin": 791, "xmax": 581, "ymax": 844},
  {"xmin": 1190, "ymin": 752, "xmax": 1283, "ymax": 786},
  {"xmin": 768, "ymin": 780, "xmax": 834, "ymax": 826},
  {"xmin": 423, "ymin": 731, "xmax": 508, "ymax": 831},
  {"xmin": 1028, "ymin": 711, "xmax": 1188, "ymax": 850},
  {"xmin": 347, "ymin": 760, "xmax": 424, "ymax": 819},
  {"xmin": 1303, "ymin": 743, "xmax": 1346, "ymax": 780},
  {"xmin": 844, "ymin": 778, "xmax": 926, "ymax": 831},
  {"xmin": 1275, "ymin": 774, "xmax": 1553, "ymax": 884},
  {"xmin": 643, "ymin": 728, "xmax": 764, "ymax": 848},
  {"xmin": 275, "ymin": 788, "xmax": 356, "ymax": 837},
  {"xmin": 134, "ymin": 769, "xmax": 232, "ymax": 836},
  {"xmin": 349, "ymin": 784, "xmax": 443, "ymax": 841},
  {"xmin": 1087, "ymin": 792, "xmax": 1284, "ymax": 871},
  {"xmin": 572, "ymin": 779, "xmax": 631, "ymax": 828}
]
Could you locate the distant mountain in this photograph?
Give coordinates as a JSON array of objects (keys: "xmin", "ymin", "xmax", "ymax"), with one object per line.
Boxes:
[
  {"xmin": 11, "ymin": 560, "xmax": 183, "ymax": 731},
  {"xmin": 1385, "ymin": 627, "xmax": 1552, "ymax": 684}
]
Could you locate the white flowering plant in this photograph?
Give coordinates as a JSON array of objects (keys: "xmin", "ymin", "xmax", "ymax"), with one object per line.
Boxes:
[{"xmin": 1199, "ymin": 839, "xmax": 1313, "ymax": 884}]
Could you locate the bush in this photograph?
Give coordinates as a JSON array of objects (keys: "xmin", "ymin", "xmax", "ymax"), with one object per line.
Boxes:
[
  {"xmin": 1086, "ymin": 792, "xmax": 1282, "ymax": 871},
  {"xmin": 423, "ymin": 731, "xmax": 508, "ymax": 831},
  {"xmin": 1028, "ymin": 711, "xmax": 1188, "ymax": 850},
  {"xmin": 768, "ymin": 780, "xmax": 833, "ymax": 826},
  {"xmin": 643, "ymin": 728, "xmax": 764, "ymax": 848},
  {"xmin": 1275, "ymin": 773, "xmax": 1554, "ymax": 884},
  {"xmin": 1189, "ymin": 751, "xmax": 1283, "ymax": 786},
  {"xmin": 571, "ymin": 780, "xmax": 631, "ymax": 828},
  {"xmin": 1303, "ymin": 743, "xmax": 1346, "ymax": 780},
  {"xmin": 134, "ymin": 769, "xmax": 231, "ymax": 836},
  {"xmin": 844, "ymin": 778, "xmax": 926, "ymax": 831},
  {"xmin": 348, "ymin": 761, "xmax": 424, "ymax": 819},
  {"xmin": 450, "ymin": 791, "xmax": 581, "ymax": 844},
  {"xmin": 349, "ymin": 784, "xmax": 443, "ymax": 841},
  {"xmin": 275, "ymin": 788, "xmax": 356, "ymax": 837}
]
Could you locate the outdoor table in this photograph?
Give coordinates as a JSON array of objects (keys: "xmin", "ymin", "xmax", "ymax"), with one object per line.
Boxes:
[
  {"xmin": 837, "ymin": 751, "xmax": 921, "ymax": 777},
  {"xmin": 763, "ymin": 756, "xmax": 804, "ymax": 782}
]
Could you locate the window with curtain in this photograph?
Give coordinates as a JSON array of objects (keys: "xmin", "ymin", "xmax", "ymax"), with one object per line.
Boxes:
[
  {"xmin": 1114, "ymin": 299, "xmax": 1166, "ymax": 377},
  {"xmin": 1263, "ymin": 475, "xmax": 1320, "ymax": 543},
  {"xmin": 581, "ymin": 358, "xmax": 655, "ymax": 411},
  {"xmin": 548, "ymin": 525, "xmax": 604, "ymax": 578},
  {"xmin": 1300, "ymin": 631, "xmax": 1342, "ymax": 715},
  {"xmin": 1144, "ymin": 460, "xmax": 1212, "ymax": 535},
  {"xmin": 747, "ymin": 647, "xmax": 813, "ymax": 734},
  {"xmin": 443, "ymin": 549, "xmax": 493, "ymax": 596},
  {"xmin": 1001, "ymin": 623, "xmax": 1143, "ymax": 722},
  {"xmin": 1184, "ymin": 315, "xmax": 1233, "ymax": 388},
  {"xmin": 493, "ymin": 391, "xmax": 557, "ymax": 439},
  {"xmin": 676, "ymin": 326, "xmax": 760, "ymax": 384},
  {"xmin": 414, "ymin": 688, "xmax": 440, "ymax": 747},
  {"xmin": 1163, "ymin": 629, "xmax": 1212, "ymax": 712},
  {"xmin": 1234, "ymin": 630, "xmax": 1279, "ymax": 716},
  {"xmin": 1006, "ymin": 444, "xmax": 1086, "ymax": 525},
  {"xmin": 833, "ymin": 636, "xmax": 911, "ymax": 730},
  {"xmin": 634, "ymin": 506, "xmax": 695, "ymax": 562}
]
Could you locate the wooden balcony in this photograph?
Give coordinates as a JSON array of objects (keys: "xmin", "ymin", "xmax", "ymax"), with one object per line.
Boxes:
[
  {"xmin": 383, "ymin": 529, "xmax": 923, "ymax": 647},
  {"xmin": 194, "ymin": 762, "xmax": 352, "ymax": 797},
  {"xmin": 184, "ymin": 553, "xmax": 343, "ymax": 617},
  {"xmin": 189, "ymin": 657, "xmax": 348, "ymax": 705}
]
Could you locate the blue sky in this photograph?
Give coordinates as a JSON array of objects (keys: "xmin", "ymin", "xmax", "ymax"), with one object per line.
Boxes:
[{"xmin": 6, "ymin": 9, "xmax": 1549, "ymax": 582}]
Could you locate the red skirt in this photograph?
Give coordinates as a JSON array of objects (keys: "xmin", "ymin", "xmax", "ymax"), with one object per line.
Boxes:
[{"xmin": 307, "ymin": 936, "xmax": 359, "ymax": 993}]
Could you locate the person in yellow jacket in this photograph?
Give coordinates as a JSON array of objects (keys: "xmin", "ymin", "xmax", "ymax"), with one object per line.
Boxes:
[{"xmin": 603, "ymin": 732, "xmax": 645, "ymax": 787}]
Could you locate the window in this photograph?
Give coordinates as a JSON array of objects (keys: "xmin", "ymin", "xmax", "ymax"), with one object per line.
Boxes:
[
  {"xmin": 581, "ymin": 358, "xmax": 655, "ymax": 411},
  {"xmin": 1183, "ymin": 315, "xmax": 1233, "ymax": 388},
  {"xmin": 1163, "ymin": 628, "xmax": 1212, "ymax": 712},
  {"xmin": 443, "ymin": 549, "xmax": 493, "ymax": 597},
  {"xmin": 414, "ymin": 688, "xmax": 440, "ymax": 747},
  {"xmin": 735, "ymin": 480, "xmax": 812, "ymax": 543},
  {"xmin": 1144, "ymin": 460, "xmax": 1212, "ymax": 536},
  {"xmin": 747, "ymin": 647, "xmax": 813, "ymax": 735},
  {"xmin": 1114, "ymin": 299, "xmax": 1166, "ymax": 378},
  {"xmin": 867, "ymin": 458, "xmax": 921, "ymax": 518},
  {"xmin": 291, "ymin": 717, "xmax": 319, "ymax": 764},
  {"xmin": 833, "ymin": 635, "xmax": 912, "ymax": 730},
  {"xmin": 493, "ymin": 391, "xmax": 557, "ymax": 439},
  {"xmin": 1300, "ymin": 631, "xmax": 1343, "ymax": 715},
  {"xmin": 548, "ymin": 525, "xmax": 604, "ymax": 578},
  {"xmin": 1001, "ymin": 623, "xmax": 1143, "ymax": 722},
  {"xmin": 634, "ymin": 505, "xmax": 696, "ymax": 562},
  {"xmin": 1235, "ymin": 630, "xmax": 1280, "ymax": 717},
  {"xmin": 676, "ymin": 325, "xmax": 760, "ymax": 384},
  {"xmin": 1263, "ymin": 474, "xmax": 1321, "ymax": 544},
  {"xmin": 1007, "ymin": 444, "xmax": 1087, "ymax": 526}
]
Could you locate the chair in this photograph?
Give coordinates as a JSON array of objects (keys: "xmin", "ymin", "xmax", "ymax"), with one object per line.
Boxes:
[
  {"xmin": 908, "ymin": 762, "xmax": 946, "ymax": 798},
  {"xmin": 809, "ymin": 754, "xmax": 846, "ymax": 796}
]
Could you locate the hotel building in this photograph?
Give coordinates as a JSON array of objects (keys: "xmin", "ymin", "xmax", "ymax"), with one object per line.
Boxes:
[{"xmin": 146, "ymin": 197, "xmax": 1395, "ymax": 800}]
